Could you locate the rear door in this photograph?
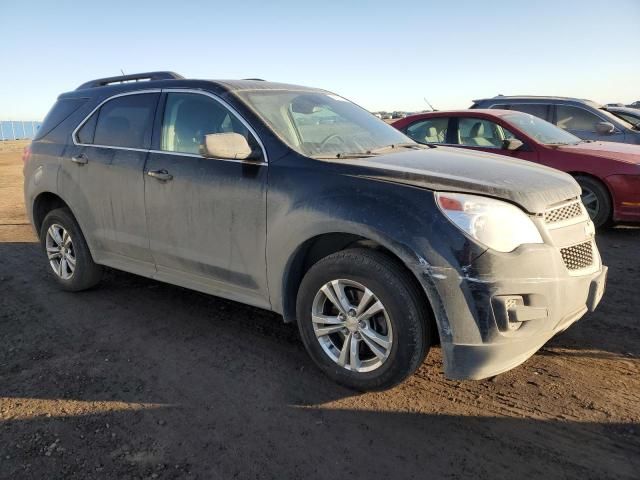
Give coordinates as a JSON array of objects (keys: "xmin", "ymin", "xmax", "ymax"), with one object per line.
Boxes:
[
  {"xmin": 143, "ymin": 90, "xmax": 269, "ymax": 307},
  {"xmin": 61, "ymin": 91, "xmax": 160, "ymax": 272},
  {"xmin": 450, "ymin": 116, "xmax": 539, "ymax": 163}
]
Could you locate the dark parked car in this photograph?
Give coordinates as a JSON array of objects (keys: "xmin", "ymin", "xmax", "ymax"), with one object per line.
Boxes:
[
  {"xmin": 24, "ymin": 72, "xmax": 607, "ymax": 390},
  {"xmin": 471, "ymin": 96, "xmax": 640, "ymax": 144},
  {"xmin": 606, "ymin": 106, "xmax": 640, "ymax": 127},
  {"xmin": 393, "ymin": 110, "xmax": 640, "ymax": 227}
]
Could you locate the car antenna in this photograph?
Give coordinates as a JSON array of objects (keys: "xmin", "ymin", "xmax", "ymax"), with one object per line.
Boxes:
[{"xmin": 424, "ymin": 98, "xmax": 437, "ymax": 112}]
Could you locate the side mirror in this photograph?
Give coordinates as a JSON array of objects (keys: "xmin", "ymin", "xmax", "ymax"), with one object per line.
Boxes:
[
  {"xmin": 502, "ymin": 138, "xmax": 524, "ymax": 151},
  {"xmin": 203, "ymin": 133, "xmax": 256, "ymax": 160},
  {"xmin": 595, "ymin": 121, "xmax": 615, "ymax": 135}
]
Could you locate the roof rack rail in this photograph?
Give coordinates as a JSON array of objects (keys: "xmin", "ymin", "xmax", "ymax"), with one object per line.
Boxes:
[
  {"xmin": 243, "ymin": 78, "xmax": 266, "ymax": 81},
  {"xmin": 76, "ymin": 71, "xmax": 184, "ymax": 90}
]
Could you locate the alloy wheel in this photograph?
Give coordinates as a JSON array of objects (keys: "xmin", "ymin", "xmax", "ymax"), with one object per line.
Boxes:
[
  {"xmin": 581, "ymin": 186, "xmax": 600, "ymax": 220},
  {"xmin": 311, "ymin": 279, "xmax": 393, "ymax": 373},
  {"xmin": 45, "ymin": 224, "xmax": 76, "ymax": 280}
]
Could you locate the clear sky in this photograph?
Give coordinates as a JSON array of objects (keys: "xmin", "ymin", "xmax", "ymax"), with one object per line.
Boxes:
[{"xmin": 1, "ymin": 0, "xmax": 638, "ymax": 120}]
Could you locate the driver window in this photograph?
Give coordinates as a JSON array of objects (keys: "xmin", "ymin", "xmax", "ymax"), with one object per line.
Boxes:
[
  {"xmin": 161, "ymin": 93, "xmax": 257, "ymax": 155},
  {"xmin": 556, "ymin": 106, "xmax": 601, "ymax": 132}
]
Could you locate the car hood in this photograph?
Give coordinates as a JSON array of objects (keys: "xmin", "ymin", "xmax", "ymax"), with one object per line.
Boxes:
[
  {"xmin": 331, "ymin": 147, "xmax": 580, "ymax": 214},
  {"xmin": 556, "ymin": 141, "xmax": 640, "ymax": 165}
]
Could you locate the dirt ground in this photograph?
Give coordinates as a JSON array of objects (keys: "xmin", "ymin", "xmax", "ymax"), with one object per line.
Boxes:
[{"xmin": 1, "ymin": 142, "xmax": 639, "ymax": 479}]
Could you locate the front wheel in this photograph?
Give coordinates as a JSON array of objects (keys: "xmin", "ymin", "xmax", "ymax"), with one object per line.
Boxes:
[
  {"xmin": 296, "ymin": 248, "xmax": 430, "ymax": 391},
  {"xmin": 575, "ymin": 175, "xmax": 612, "ymax": 228}
]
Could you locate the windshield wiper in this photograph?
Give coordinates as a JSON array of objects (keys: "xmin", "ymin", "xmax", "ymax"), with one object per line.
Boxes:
[
  {"xmin": 368, "ymin": 143, "xmax": 434, "ymax": 154},
  {"xmin": 315, "ymin": 143, "xmax": 432, "ymax": 159},
  {"xmin": 336, "ymin": 152, "xmax": 376, "ymax": 159},
  {"xmin": 314, "ymin": 152, "xmax": 377, "ymax": 159}
]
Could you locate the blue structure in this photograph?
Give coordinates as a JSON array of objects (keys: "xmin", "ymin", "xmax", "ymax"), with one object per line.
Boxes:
[{"xmin": 0, "ymin": 121, "xmax": 42, "ymax": 140}]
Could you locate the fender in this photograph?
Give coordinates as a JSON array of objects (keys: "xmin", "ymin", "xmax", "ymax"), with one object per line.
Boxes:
[{"xmin": 266, "ymin": 155, "xmax": 488, "ymax": 345}]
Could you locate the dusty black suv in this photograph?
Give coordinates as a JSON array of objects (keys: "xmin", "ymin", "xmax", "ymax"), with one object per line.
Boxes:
[{"xmin": 24, "ymin": 72, "xmax": 607, "ymax": 390}]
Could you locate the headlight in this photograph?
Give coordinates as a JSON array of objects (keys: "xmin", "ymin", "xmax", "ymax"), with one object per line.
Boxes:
[{"xmin": 436, "ymin": 192, "xmax": 543, "ymax": 252}]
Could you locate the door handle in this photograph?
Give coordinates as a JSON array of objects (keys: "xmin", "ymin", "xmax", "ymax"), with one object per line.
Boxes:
[
  {"xmin": 147, "ymin": 169, "xmax": 173, "ymax": 182},
  {"xmin": 71, "ymin": 154, "xmax": 88, "ymax": 165}
]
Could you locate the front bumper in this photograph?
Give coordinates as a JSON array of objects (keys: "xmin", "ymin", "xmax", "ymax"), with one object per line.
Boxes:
[
  {"xmin": 441, "ymin": 265, "xmax": 607, "ymax": 379},
  {"xmin": 418, "ymin": 198, "xmax": 607, "ymax": 380}
]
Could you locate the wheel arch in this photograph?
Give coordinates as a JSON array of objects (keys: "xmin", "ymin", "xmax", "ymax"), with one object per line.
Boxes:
[
  {"xmin": 280, "ymin": 231, "xmax": 440, "ymax": 345},
  {"xmin": 32, "ymin": 192, "xmax": 72, "ymax": 239},
  {"xmin": 568, "ymin": 171, "xmax": 615, "ymax": 222}
]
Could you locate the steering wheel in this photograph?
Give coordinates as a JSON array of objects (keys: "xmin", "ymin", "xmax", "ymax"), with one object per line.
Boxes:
[{"xmin": 318, "ymin": 133, "xmax": 346, "ymax": 149}]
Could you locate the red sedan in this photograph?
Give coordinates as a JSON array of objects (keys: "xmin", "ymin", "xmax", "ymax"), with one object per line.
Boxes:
[{"xmin": 392, "ymin": 110, "xmax": 640, "ymax": 227}]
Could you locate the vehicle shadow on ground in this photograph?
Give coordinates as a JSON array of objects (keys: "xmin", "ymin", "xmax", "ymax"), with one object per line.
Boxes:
[
  {"xmin": 1, "ymin": 396, "xmax": 638, "ymax": 479},
  {"xmin": 1, "ymin": 240, "xmax": 640, "ymax": 478}
]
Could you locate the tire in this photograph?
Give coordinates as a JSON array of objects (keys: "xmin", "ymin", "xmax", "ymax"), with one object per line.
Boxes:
[
  {"xmin": 574, "ymin": 175, "xmax": 612, "ymax": 228},
  {"xmin": 40, "ymin": 208, "xmax": 103, "ymax": 291},
  {"xmin": 296, "ymin": 248, "xmax": 430, "ymax": 391}
]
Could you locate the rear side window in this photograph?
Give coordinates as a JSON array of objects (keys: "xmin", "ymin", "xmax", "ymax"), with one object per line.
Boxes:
[
  {"xmin": 405, "ymin": 118, "xmax": 448, "ymax": 144},
  {"xmin": 79, "ymin": 93, "xmax": 158, "ymax": 149},
  {"xmin": 495, "ymin": 103, "xmax": 550, "ymax": 121},
  {"xmin": 35, "ymin": 98, "xmax": 87, "ymax": 140},
  {"xmin": 76, "ymin": 113, "xmax": 98, "ymax": 144}
]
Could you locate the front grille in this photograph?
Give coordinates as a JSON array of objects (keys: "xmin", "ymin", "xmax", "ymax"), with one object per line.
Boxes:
[
  {"xmin": 560, "ymin": 241, "xmax": 594, "ymax": 270},
  {"xmin": 544, "ymin": 201, "xmax": 583, "ymax": 224}
]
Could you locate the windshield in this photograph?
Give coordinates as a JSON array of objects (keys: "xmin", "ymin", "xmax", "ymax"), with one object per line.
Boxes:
[
  {"xmin": 598, "ymin": 107, "xmax": 635, "ymax": 129},
  {"xmin": 503, "ymin": 112, "xmax": 583, "ymax": 145},
  {"xmin": 234, "ymin": 89, "xmax": 414, "ymax": 158},
  {"xmin": 609, "ymin": 110, "xmax": 640, "ymax": 128}
]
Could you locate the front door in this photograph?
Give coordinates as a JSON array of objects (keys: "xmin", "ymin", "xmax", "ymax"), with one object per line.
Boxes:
[
  {"xmin": 555, "ymin": 105, "xmax": 626, "ymax": 143},
  {"xmin": 143, "ymin": 91, "xmax": 269, "ymax": 307},
  {"xmin": 452, "ymin": 117, "xmax": 539, "ymax": 163}
]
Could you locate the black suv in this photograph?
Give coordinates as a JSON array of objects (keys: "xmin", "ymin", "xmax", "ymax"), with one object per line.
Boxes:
[{"xmin": 24, "ymin": 72, "xmax": 607, "ymax": 390}]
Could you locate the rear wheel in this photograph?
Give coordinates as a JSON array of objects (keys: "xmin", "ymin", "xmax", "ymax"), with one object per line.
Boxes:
[
  {"xmin": 575, "ymin": 175, "xmax": 612, "ymax": 228},
  {"xmin": 40, "ymin": 208, "xmax": 103, "ymax": 291},
  {"xmin": 296, "ymin": 248, "xmax": 430, "ymax": 391}
]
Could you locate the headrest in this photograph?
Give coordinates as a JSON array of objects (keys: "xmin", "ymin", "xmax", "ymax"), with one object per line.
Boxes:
[
  {"xmin": 175, "ymin": 100, "xmax": 215, "ymax": 131},
  {"xmin": 470, "ymin": 122, "xmax": 484, "ymax": 137}
]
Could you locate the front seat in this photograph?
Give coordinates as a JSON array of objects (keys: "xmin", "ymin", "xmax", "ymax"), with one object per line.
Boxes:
[
  {"xmin": 467, "ymin": 122, "xmax": 494, "ymax": 147},
  {"xmin": 424, "ymin": 126, "xmax": 441, "ymax": 143},
  {"xmin": 173, "ymin": 100, "xmax": 230, "ymax": 154}
]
